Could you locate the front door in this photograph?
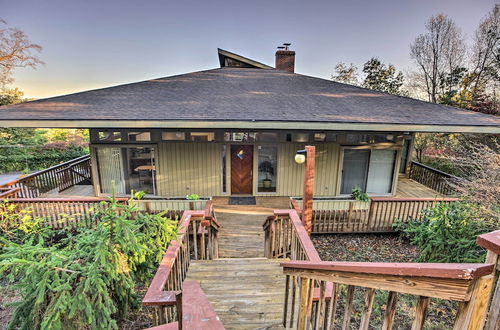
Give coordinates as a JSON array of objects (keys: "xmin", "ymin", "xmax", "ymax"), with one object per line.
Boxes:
[{"xmin": 230, "ymin": 145, "xmax": 253, "ymax": 194}]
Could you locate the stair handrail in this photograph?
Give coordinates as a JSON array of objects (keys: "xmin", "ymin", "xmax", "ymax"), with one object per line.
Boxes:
[
  {"xmin": 0, "ymin": 154, "xmax": 91, "ymax": 198},
  {"xmin": 265, "ymin": 208, "xmax": 499, "ymax": 329},
  {"xmin": 143, "ymin": 201, "xmax": 220, "ymax": 326}
]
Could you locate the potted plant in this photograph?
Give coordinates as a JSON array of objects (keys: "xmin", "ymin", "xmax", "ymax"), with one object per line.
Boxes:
[{"xmin": 259, "ymin": 161, "xmax": 274, "ymax": 189}]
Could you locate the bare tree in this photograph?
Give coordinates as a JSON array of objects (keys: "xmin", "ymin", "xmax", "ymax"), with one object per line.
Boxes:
[
  {"xmin": 331, "ymin": 62, "xmax": 359, "ymax": 85},
  {"xmin": 410, "ymin": 14, "xmax": 466, "ymax": 103},
  {"xmin": 449, "ymin": 137, "xmax": 499, "ymax": 223},
  {"xmin": 469, "ymin": 5, "xmax": 500, "ymax": 92},
  {"xmin": 0, "ymin": 18, "xmax": 43, "ymax": 87}
]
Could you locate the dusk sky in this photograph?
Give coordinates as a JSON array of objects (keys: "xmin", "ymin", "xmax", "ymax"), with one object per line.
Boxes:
[{"xmin": 2, "ymin": 0, "xmax": 497, "ymax": 99}]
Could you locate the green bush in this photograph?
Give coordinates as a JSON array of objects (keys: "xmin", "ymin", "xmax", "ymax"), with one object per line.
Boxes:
[
  {"xmin": 351, "ymin": 187, "xmax": 369, "ymax": 201},
  {"xmin": 393, "ymin": 202, "xmax": 491, "ymax": 263},
  {"xmin": 0, "ymin": 195, "xmax": 177, "ymax": 329},
  {"xmin": 0, "ymin": 144, "xmax": 88, "ymax": 173}
]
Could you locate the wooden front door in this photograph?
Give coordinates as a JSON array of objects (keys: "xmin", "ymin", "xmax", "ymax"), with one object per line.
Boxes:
[{"xmin": 230, "ymin": 145, "xmax": 253, "ymax": 194}]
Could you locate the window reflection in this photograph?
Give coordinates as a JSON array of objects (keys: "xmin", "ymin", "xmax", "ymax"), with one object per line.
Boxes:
[
  {"xmin": 258, "ymin": 146, "xmax": 277, "ymax": 193},
  {"xmin": 97, "ymin": 147, "xmax": 156, "ymax": 195}
]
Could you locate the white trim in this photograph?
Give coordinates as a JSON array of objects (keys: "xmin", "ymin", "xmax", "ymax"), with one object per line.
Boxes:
[{"xmin": 1, "ymin": 120, "xmax": 499, "ymax": 133}]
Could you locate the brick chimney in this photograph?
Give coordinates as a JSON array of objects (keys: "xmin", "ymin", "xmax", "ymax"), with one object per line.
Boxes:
[{"xmin": 275, "ymin": 43, "xmax": 295, "ymax": 73}]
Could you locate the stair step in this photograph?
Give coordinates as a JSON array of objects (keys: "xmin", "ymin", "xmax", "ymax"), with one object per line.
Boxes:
[{"xmin": 186, "ymin": 258, "xmax": 286, "ymax": 329}]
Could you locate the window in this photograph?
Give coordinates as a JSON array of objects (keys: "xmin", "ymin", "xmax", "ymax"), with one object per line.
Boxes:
[
  {"xmin": 190, "ymin": 132, "xmax": 215, "ymax": 142},
  {"xmin": 314, "ymin": 133, "xmax": 326, "ymax": 141},
  {"xmin": 346, "ymin": 133, "xmax": 394, "ymax": 144},
  {"xmin": 340, "ymin": 149, "xmax": 397, "ymax": 195},
  {"xmin": 224, "ymin": 132, "xmax": 255, "ymax": 142},
  {"xmin": 127, "ymin": 132, "xmax": 151, "ymax": 142},
  {"xmin": 221, "ymin": 145, "xmax": 227, "ymax": 193},
  {"xmin": 257, "ymin": 146, "xmax": 277, "ymax": 193},
  {"xmin": 399, "ymin": 139, "xmax": 411, "ymax": 174},
  {"xmin": 96, "ymin": 146, "xmax": 156, "ymax": 195},
  {"xmin": 255, "ymin": 132, "xmax": 278, "ymax": 142},
  {"xmin": 286, "ymin": 133, "xmax": 309, "ymax": 142},
  {"xmin": 162, "ymin": 132, "xmax": 186, "ymax": 141},
  {"xmin": 314, "ymin": 133, "xmax": 337, "ymax": 142},
  {"xmin": 98, "ymin": 131, "xmax": 122, "ymax": 142}
]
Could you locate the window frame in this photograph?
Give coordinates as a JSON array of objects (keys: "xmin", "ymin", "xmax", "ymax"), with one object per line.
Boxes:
[
  {"xmin": 337, "ymin": 145, "xmax": 401, "ymax": 197},
  {"xmin": 91, "ymin": 143, "xmax": 158, "ymax": 197}
]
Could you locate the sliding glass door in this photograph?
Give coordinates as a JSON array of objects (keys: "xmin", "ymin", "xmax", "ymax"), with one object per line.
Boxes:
[
  {"xmin": 341, "ymin": 148, "xmax": 397, "ymax": 195},
  {"xmin": 96, "ymin": 146, "xmax": 156, "ymax": 195},
  {"xmin": 340, "ymin": 149, "xmax": 370, "ymax": 194}
]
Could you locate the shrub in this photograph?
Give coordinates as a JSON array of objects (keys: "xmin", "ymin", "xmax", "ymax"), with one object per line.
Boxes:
[
  {"xmin": 0, "ymin": 194, "xmax": 177, "ymax": 329},
  {"xmin": 393, "ymin": 201, "xmax": 492, "ymax": 263},
  {"xmin": 351, "ymin": 187, "xmax": 369, "ymax": 201}
]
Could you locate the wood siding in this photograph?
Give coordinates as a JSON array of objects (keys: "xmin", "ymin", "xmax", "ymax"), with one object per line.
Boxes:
[
  {"xmin": 154, "ymin": 142, "xmax": 340, "ymax": 197},
  {"xmin": 92, "ymin": 140, "xmax": 403, "ymax": 197},
  {"xmin": 156, "ymin": 142, "xmax": 222, "ymax": 196},
  {"xmin": 272, "ymin": 143, "xmax": 340, "ymax": 197}
]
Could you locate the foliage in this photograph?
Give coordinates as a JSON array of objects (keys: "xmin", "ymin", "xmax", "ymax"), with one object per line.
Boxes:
[
  {"xmin": 351, "ymin": 187, "xmax": 369, "ymax": 202},
  {"xmin": 331, "ymin": 62, "xmax": 359, "ymax": 85},
  {"xmin": 258, "ymin": 161, "xmax": 275, "ymax": 178},
  {"xmin": 0, "ymin": 18, "xmax": 43, "ymax": 87},
  {"xmin": 331, "ymin": 58, "xmax": 406, "ymax": 96},
  {"xmin": 362, "ymin": 58, "xmax": 406, "ymax": 96},
  {"xmin": 0, "ymin": 143, "xmax": 88, "ymax": 173},
  {"xmin": 446, "ymin": 137, "xmax": 500, "ymax": 221},
  {"xmin": 0, "ymin": 200, "xmax": 52, "ymax": 246},
  {"xmin": 393, "ymin": 202, "xmax": 493, "ymax": 263},
  {"xmin": 0, "ymin": 87, "xmax": 27, "ymax": 105},
  {"xmin": 187, "ymin": 193, "xmax": 199, "ymax": 200},
  {"xmin": 0, "ymin": 194, "xmax": 177, "ymax": 329}
]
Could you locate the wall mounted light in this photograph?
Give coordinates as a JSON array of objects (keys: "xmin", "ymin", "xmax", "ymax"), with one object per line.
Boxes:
[{"xmin": 295, "ymin": 149, "xmax": 307, "ymax": 164}]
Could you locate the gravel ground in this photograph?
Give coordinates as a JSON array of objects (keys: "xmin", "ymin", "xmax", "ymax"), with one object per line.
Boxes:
[{"xmin": 312, "ymin": 233, "xmax": 457, "ymax": 330}]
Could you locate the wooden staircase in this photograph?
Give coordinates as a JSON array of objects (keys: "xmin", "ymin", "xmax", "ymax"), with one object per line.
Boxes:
[{"xmin": 186, "ymin": 257, "xmax": 285, "ymax": 329}]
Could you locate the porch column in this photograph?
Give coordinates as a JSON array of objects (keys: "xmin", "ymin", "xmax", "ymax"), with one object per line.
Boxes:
[{"xmin": 302, "ymin": 145, "xmax": 315, "ymax": 234}]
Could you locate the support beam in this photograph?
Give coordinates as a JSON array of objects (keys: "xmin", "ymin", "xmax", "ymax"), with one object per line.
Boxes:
[{"xmin": 302, "ymin": 145, "xmax": 315, "ymax": 234}]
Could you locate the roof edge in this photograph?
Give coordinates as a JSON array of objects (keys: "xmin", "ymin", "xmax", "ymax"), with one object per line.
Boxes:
[{"xmin": 1, "ymin": 119, "xmax": 498, "ymax": 134}]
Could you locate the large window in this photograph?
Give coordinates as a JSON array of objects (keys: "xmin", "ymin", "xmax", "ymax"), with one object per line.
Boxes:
[
  {"xmin": 96, "ymin": 146, "xmax": 156, "ymax": 195},
  {"xmin": 340, "ymin": 149, "xmax": 397, "ymax": 195},
  {"xmin": 257, "ymin": 146, "xmax": 277, "ymax": 193}
]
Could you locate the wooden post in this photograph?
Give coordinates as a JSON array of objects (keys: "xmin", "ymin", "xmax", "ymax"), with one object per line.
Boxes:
[{"xmin": 302, "ymin": 145, "xmax": 315, "ymax": 235}]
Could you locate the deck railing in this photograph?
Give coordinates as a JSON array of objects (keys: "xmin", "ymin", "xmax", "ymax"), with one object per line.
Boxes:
[
  {"xmin": 264, "ymin": 210, "xmax": 500, "ymax": 329},
  {"xmin": 142, "ymin": 201, "xmax": 220, "ymax": 325},
  {"xmin": 291, "ymin": 196, "xmax": 458, "ymax": 234},
  {"xmin": 409, "ymin": 161, "xmax": 460, "ymax": 195},
  {"xmin": 0, "ymin": 155, "xmax": 91, "ymax": 198},
  {"xmin": 6, "ymin": 197, "xmax": 212, "ymax": 229}
]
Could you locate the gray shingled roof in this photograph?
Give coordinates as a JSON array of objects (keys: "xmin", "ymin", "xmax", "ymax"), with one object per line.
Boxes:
[{"xmin": 0, "ymin": 67, "xmax": 499, "ymax": 128}]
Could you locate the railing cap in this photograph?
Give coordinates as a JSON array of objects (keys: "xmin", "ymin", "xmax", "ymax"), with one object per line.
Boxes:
[
  {"xmin": 280, "ymin": 260, "xmax": 494, "ymax": 280},
  {"xmin": 477, "ymin": 230, "xmax": 500, "ymax": 256}
]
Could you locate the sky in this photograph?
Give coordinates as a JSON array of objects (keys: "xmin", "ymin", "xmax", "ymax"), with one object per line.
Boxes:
[{"xmin": 2, "ymin": 0, "xmax": 498, "ymax": 99}]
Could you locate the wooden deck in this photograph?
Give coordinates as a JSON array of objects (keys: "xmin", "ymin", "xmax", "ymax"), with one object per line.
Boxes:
[
  {"xmin": 39, "ymin": 179, "xmax": 441, "ymax": 200},
  {"xmin": 395, "ymin": 177, "xmax": 443, "ymax": 198},
  {"xmin": 212, "ymin": 197, "xmax": 289, "ymax": 258},
  {"xmin": 40, "ymin": 185, "xmax": 95, "ymax": 198}
]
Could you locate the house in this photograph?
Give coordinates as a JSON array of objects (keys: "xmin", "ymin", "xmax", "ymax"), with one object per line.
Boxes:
[
  {"xmin": 0, "ymin": 45, "xmax": 499, "ymax": 199},
  {"xmin": 2, "ymin": 45, "xmax": 500, "ymax": 330}
]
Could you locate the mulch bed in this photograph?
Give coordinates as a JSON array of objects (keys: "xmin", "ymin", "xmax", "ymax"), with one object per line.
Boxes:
[
  {"xmin": 311, "ymin": 233, "xmax": 457, "ymax": 329},
  {"xmin": 312, "ymin": 233, "xmax": 421, "ymax": 263}
]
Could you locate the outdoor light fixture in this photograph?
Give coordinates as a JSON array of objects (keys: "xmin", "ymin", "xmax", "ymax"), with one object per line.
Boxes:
[
  {"xmin": 386, "ymin": 134, "xmax": 394, "ymax": 141},
  {"xmin": 295, "ymin": 149, "xmax": 307, "ymax": 164}
]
